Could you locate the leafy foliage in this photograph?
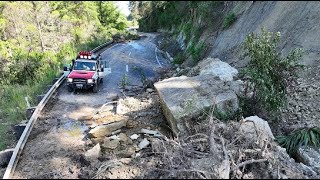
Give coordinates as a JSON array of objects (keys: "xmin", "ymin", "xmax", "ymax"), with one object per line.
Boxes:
[
  {"xmin": 241, "ymin": 28, "xmax": 303, "ymax": 113},
  {"xmin": 0, "ymin": 1, "xmax": 130, "ymax": 151},
  {"xmin": 173, "ymin": 52, "xmax": 185, "ymax": 65},
  {"xmin": 276, "ymin": 127, "xmax": 320, "ymax": 155},
  {"xmin": 223, "ymin": 12, "xmax": 236, "ymax": 29},
  {"xmin": 187, "ymin": 41, "xmax": 206, "ymax": 64}
]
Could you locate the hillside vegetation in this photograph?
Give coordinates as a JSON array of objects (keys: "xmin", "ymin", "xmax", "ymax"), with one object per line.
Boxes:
[{"xmin": 0, "ymin": 1, "xmax": 129, "ymax": 150}]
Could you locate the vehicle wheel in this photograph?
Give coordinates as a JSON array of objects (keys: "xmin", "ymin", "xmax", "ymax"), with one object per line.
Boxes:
[
  {"xmin": 67, "ymin": 86, "xmax": 73, "ymax": 92},
  {"xmin": 93, "ymin": 83, "xmax": 98, "ymax": 93},
  {"xmin": 100, "ymin": 78, "xmax": 103, "ymax": 84}
]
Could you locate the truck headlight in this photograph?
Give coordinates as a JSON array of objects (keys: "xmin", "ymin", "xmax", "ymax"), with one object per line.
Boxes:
[
  {"xmin": 67, "ymin": 78, "xmax": 73, "ymax": 82},
  {"xmin": 87, "ymin": 79, "xmax": 93, "ymax": 83}
]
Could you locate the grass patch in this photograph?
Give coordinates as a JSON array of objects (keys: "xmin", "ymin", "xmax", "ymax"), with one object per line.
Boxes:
[
  {"xmin": 119, "ymin": 73, "xmax": 130, "ymax": 89},
  {"xmin": 223, "ymin": 12, "xmax": 236, "ymax": 29},
  {"xmin": 0, "ymin": 69, "xmax": 58, "ymax": 151}
]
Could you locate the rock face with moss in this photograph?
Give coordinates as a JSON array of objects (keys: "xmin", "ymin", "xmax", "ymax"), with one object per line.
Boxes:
[{"xmin": 155, "ymin": 58, "xmax": 243, "ymax": 137}]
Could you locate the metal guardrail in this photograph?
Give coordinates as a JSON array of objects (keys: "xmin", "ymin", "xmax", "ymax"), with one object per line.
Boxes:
[
  {"xmin": 3, "ymin": 74, "xmax": 66, "ymax": 179},
  {"xmin": 2, "ymin": 40, "xmax": 115, "ymax": 179},
  {"xmin": 91, "ymin": 40, "xmax": 114, "ymax": 54}
]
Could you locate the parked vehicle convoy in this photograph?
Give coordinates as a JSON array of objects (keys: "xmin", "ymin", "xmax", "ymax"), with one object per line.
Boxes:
[{"xmin": 64, "ymin": 51, "xmax": 107, "ymax": 93}]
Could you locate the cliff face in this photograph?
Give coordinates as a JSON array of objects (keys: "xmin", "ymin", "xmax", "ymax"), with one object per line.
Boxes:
[
  {"xmin": 210, "ymin": 1, "xmax": 320, "ymax": 66},
  {"xmin": 205, "ymin": 1, "xmax": 320, "ymax": 132}
]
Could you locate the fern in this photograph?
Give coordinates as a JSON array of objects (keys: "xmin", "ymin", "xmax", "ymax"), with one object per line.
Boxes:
[{"xmin": 276, "ymin": 127, "xmax": 320, "ymax": 155}]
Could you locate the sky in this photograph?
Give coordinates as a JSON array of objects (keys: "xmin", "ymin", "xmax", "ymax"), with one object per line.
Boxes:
[{"xmin": 114, "ymin": 1, "xmax": 130, "ymax": 16}]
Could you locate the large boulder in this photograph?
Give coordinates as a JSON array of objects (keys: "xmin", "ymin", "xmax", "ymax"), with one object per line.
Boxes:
[
  {"xmin": 198, "ymin": 58, "xmax": 239, "ymax": 81},
  {"xmin": 155, "ymin": 71, "xmax": 241, "ymax": 137},
  {"xmin": 240, "ymin": 116, "xmax": 275, "ymax": 139},
  {"xmin": 155, "ymin": 58, "xmax": 244, "ymax": 136}
]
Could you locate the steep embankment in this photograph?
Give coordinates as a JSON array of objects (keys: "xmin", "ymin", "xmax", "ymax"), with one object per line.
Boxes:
[
  {"xmin": 165, "ymin": 1, "xmax": 320, "ymax": 134},
  {"xmin": 206, "ymin": 1, "xmax": 320, "ymax": 133}
]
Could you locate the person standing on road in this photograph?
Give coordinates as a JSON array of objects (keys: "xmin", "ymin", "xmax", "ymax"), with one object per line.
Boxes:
[{"xmin": 70, "ymin": 59, "xmax": 75, "ymax": 71}]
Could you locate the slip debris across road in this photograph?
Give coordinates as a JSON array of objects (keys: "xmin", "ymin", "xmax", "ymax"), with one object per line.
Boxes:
[{"xmin": 9, "ymin": 33, "xmax": 175, "ymax": 179}]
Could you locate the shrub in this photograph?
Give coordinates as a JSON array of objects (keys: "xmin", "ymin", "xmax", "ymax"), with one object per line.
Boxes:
[
  {"xmin": 276, "ymin": 127, "xmax": 320, "ymax": 155},
  {"xmin": 173, "ymin": 52, "xmax": 185, "ymax": 65},
  {"xmin": 187, "ymin": 41, "xmax": 206, "ymax": 64},
  {"xmin": 223, "ymin": 12, "xmax": 236, "ymax": 29},
  {"xmin": 241, "ymin": 28, "xmax": 303, "ymax": 114}
]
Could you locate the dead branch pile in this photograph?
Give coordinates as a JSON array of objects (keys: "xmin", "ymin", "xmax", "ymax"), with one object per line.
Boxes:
[{"xmin": 147, "ymin": 114, "xmax": 309, "ymax": 179}]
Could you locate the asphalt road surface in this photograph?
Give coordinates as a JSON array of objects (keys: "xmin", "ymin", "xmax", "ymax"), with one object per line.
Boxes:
[{"xmin": 58, "ymin": 32, "xmax": 171, "ymax": 106}]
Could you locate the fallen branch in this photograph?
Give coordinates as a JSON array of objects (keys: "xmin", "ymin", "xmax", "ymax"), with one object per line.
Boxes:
[
  {"xmin": 151, "ymin": 168, "xmax": 213, "ymax": 179},
  {"xmin": 234, "ymin": 158, "xmax": 268, "ymax": 170},
  {"xmin": 218, "ymin": 136, "xmax": 230, "ymax": 179},
  {"xmin": 92, "ymin": 160, "xmax": 123, "ymax": 178},
  {"xmin": 185, "ymin": 133, "xmax": 209, "ymax": 141}
]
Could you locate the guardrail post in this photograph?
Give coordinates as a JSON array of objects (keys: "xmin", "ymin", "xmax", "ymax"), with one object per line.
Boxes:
[
  {"xmin": 37, "ymin": 94, "xmax": 45, "ymax": 104},
  {"xmin": 0, "ymin": 149, "xmax": 14, "ymax": 167},
  {"xmin": 26, "ymin": 107, "xmax": 36, "ymax": 119},
  {"xmin": 52, "ymin": 77, "xmax": 59, "ymax": 84},
  {"xmin": 47, "ymin": 85, "xmax": 53, "ymax": 92},
  {"xmin": 13, "ymin": 122, "xmax": 27, "ymax": 140}
]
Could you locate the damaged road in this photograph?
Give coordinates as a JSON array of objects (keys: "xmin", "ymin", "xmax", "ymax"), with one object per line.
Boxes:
[{"xmin": 10, "ymin": 33, "xmax": 173, "ymax": 179}]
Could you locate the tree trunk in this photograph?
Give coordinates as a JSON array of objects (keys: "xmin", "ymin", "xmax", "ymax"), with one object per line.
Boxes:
[{"xmin": 32, "ymin": 1, "xmax": 45, "ymax": 52}]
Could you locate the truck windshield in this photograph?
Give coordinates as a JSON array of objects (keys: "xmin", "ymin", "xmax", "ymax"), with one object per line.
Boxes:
[{"xmin": 74, "ymin": 61, "xmax": 96, "ymax": 71}]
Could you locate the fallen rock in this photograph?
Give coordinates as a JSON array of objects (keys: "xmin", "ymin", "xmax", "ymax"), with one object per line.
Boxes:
[
  {"xmin": 197, "ymin": 58, "xmax": 238, "ymax": 81},
  {"xmin": 126, "ymin": 120, "xmax": 139, "ymax": 128},
  {"xmin": 115, "ymin": 146, "xmax": 136, "ymax": 158},
  {"xmin": 84, "ymin": 144, "xmax": 101, "ymax": 162},
  {"xmin": 119, "ymin": 133, "xmax": 129, "ymax": 143},
  {"xmin": 141, "ymin": 128, "xmax": 163, "ymax": 137},
  {"xmin": 130, "ymin": 134, "xmax": 140, "ymax": 140},
  {"xmin": 296, "ymin": 146, "xmax": 320, "ymax": 174},
  {"xmin": 239, "ymin": 116, "xmax": 274, "ymax": 148},
  {"xmin": 89, "ymin": 120, "xmax": 127, "ymax": 138},
  {"xmin": 138, "ymin": 138, "xmax": 150, "ymax": 149},
  {"xmin": 103, "ymin": 137, "xmax": 120, "ymax": 150},
  {"xmin": 299, "ymin": 162, "xmax": 318, "ymax": 177},
  {"xmin": 154, "ymin": 74, "xmax": 239, "ymax": 136},
  {"xmin": 91, "ymin": 136, "xmax": 104, "ymax": 144},
  {"xmin": 109, "ymin": 135, "xmax": 120, "ymax": 140},
  {"xmin": 111, "ymin": 129, "xmax": 122, "ymax": 135},
  {"xmin": 116, "ymin": 97, "xmax": 142, "ymax": 115}
]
